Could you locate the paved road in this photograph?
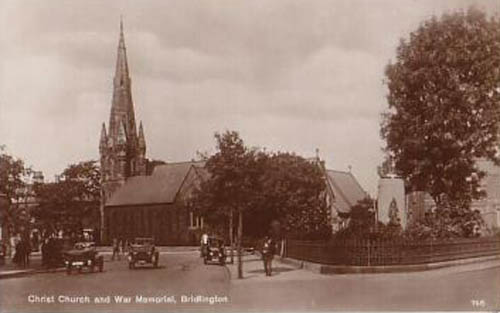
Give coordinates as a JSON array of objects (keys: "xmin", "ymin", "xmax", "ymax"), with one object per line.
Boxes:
[
  {"xmin": 1, "ymin": 251, "xmax": 499, "ymax": 312},
  {"xmin": 0, "ymin": 251, "xmax": 231, "ymax": 313}
]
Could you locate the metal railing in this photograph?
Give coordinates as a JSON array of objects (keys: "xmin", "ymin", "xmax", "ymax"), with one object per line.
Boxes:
[{"xmin": 285, "ymin": 237, "xmax": 500, "ymax": 266}]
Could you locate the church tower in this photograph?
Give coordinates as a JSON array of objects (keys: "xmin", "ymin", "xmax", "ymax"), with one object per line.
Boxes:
[{"xmin": 100, "ymin": 19, "xmax": 147, "ymax": 211}]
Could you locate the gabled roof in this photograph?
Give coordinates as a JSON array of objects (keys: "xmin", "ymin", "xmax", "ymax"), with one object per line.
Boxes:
[
  {"xmin": 326, "ymin": 170, "xmax": 368, "ymax": 214},
  {"xmin": 106, "ymin": 161, "xmax": 204, "ymax": 207}
]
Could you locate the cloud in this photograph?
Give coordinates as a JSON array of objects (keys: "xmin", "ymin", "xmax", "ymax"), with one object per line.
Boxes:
[{"xmin": 1, "ymin": 0, "xmax": 499, "ymax": 195}]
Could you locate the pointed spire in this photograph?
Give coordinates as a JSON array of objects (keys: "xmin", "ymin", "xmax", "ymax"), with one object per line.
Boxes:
[
  {"xmin": 108, "ymin": 18, "xmax": 137, "ymax": 148},
  {"xmin": 117, "ymin": 120, "xmax": 127, "ymax": 145},
  {"xmin": 114, "ymin": 17, "xmax": 129, "ymax": 85},
  {"xmin": 138, "ymin": 121, "xmax": 146, "ymax": 154},
  {"xmin": 99, "ymin": 123, "xmax": 108, "ymax": 151}
]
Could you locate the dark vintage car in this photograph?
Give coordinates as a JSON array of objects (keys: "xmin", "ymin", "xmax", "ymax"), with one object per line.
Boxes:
[
  {"xmin": 64, "ymin": 242, "xmax": 103, "ymax": 275},
  {"xmin": 204, "ymin": 237, "xmax": 226, "ymax": 265},
  {"xmin": 128, "ymin": 238, "xmax": 159, "ymax": 269},
  {"xmin": 42, "ymin": 238, "xmax": 74, "ymax": 268}
]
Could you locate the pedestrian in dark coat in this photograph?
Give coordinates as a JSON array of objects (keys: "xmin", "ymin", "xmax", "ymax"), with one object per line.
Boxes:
[
  {"xmin": 262, "ymin": 236, "xmax": 275, "ymax": 276},
  {"xmin": 12, "ymin": 241, "xmax": 23, "ymax": 266},
  {"xmin": 24, "ymin": 240, "xmax": 31, "ymax": 267}
]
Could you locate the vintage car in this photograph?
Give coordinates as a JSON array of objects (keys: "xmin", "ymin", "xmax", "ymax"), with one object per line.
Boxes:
[
  {"xmin": 128, "ymin": 238, "xmax": 159, "ymax": 269},
  {"xmin": 43, "ymin": 238, "xmax": 74, "ymax": 268},
  {"xmin": 64, "ymin": 242, "xmax": 103, "ymax": 275},
  {"xmin": 204, "ymin": 237, "xmax": 226, "ymax": 265}
]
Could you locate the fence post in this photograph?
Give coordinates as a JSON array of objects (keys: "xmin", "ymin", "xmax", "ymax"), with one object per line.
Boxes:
[{"xmin": 367, "ymin": 239, "xmax": 371, "ymax": 267}]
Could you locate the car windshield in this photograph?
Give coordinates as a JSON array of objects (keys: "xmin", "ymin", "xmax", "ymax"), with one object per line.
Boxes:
[
  {"xmin": 74, "ymin": 242, "xmax": 92, "ymax": 250},
  {"xmin": 208, "ymin": 238, "xmax": 223, "ymax": 246},
  {"xmin": 134, "ymin": 238, "xmax": 153, "ymax": 245}
]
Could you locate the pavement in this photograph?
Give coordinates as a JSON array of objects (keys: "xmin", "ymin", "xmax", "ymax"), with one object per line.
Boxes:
[
  {"xmin": 227, "ymin": 253, "xmax": 323, "ymax": 283},
  {"xmin": 227, "ymin": 252, "xmax": 500, "ymax": 282}
]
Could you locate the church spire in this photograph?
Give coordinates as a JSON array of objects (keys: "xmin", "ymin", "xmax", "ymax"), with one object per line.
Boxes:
[
  {"xmin": 108, "ymin": 18, "xmax": 136, "ymax": 147},
  {"xmin": 138, "ymin": 121, "xmax": 146, "ymax": 154},
  {"xmin": 99, "ymin": 122, "xmax": 108, "ymax": 152},
  {"xmin": 115, "ymin": 16, "xmax": 129, "ymax": 82}
]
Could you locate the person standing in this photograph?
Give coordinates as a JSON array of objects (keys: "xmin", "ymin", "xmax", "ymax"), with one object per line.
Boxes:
[
  {"xmin": 24, "ymin": 238, "xmax": 31, "ymax": 267},
  {"xmin": 262, "ymin": 236, "xmax": 276, "ymax": 276},
  {"xmin": 111, "ymin": 238, "xmax": 120, "ymax": 261},
  {"xmin": 200, "ymin": 233, "xmax": 209, "ymax": 258}
]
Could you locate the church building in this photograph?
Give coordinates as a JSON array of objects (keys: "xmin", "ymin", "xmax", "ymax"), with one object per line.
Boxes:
[{"xmin": 99, "ymin": 21, "xmax": 203, "ymax": 245}]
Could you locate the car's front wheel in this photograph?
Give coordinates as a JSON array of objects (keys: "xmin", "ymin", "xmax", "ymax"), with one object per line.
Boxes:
[
  {"xmin": 153, "ymin": 254, "xmax": 159, "ymax": 268},
  {"xmin": 66, "ymin": 264, "xmax": 72, "ymax": 275}
]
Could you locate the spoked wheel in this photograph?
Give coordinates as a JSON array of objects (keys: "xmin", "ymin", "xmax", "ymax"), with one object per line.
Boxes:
[
  {"xmin": 98, "ymin": 259, "xmax": 104, "ymax": 272},
  {"xmin": 153, "ymin": 255, "xmax": 159, "ymax": 268},
  {"xmin": 66, "ymin": 265, "xmax": 72, "ymax": 275}
]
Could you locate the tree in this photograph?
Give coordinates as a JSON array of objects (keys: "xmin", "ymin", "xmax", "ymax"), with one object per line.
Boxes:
[
  {"xmin": 0, "ymin": 146, "xmax": 31, "ymax": 246},
  {"xmin": 33, "ymin": 161, "xmax": 101, "ymax": 239},
  {"xmin": 0, "ymin": 145, "xmax": 29, "ymax": 201},
  {"xmin": 258, "ymin": 153, "xmax": 330, "ymax": 240},
  {"xmin": 404, "ymin": 199, "xmax": 483, "ymax": 240},
  {"xmin": 335, "ymin": 196, "xmax": 376, "ymax": 239},
  {"xmin": 381, "ymin": 7, "xmax": 500, "ymax": 208},
  {"xmin": 194, "ymin": 131, "xmax": 264, "ymax": 278}
]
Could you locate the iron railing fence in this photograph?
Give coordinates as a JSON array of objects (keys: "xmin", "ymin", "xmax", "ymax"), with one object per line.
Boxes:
[{"xmin": 285, "ymin": 237, "xmax": 500, "ymax": 266}]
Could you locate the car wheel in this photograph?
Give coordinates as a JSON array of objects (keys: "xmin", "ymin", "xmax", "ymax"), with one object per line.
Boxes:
[
  {"xmin": 66, "ymin": 265, "xmax": 72, "ymax": 275},
  {"xmin": 90, "ymin": 264, "xmax": 95, "ymax": 273},
  {"xmin": 129, "ymin": 262, "xmax": 135, "ymax": 269}
]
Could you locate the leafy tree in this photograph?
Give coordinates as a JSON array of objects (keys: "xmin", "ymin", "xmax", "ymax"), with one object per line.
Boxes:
[
  {"xmin": 335, "ymin": 197, "xmax": 375, "ymax": 239},
  {"xmin": 381, "ymin": 7, "xmax": 500, "ymax": 208},
  {"xmin": 0, "ymin": 146, "xmax": 31, "ymax": 245},
  {"xmin": 194, "ymin": 131, "xmax": 265, "ymax": 278},
  {"xmin": 194, "ymin": 131, "xmax": 334, "ymax": 276},
  {"xmin": 0, "ymin": 145, "xmax": 29, "ymax": 200},
  {"xmin": 258, "ymin": 152, "xmax": 330, "ymax": 240},
  {"xmin": 404, "ymin": 199, "xmax": 483, "ymax": 240},
  {"xmin": 33, "ymin": 161, "xmax": 101, "ymax": 239}
]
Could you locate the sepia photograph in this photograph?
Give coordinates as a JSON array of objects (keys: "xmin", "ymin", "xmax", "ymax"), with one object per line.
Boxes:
[{"xmin": 1, "ymin": 0, "xmax": 500, "ymax": 312}]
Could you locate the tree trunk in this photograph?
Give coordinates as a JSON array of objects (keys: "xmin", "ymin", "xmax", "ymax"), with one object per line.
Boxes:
[
  {"xmin": 229, "ymin": 209, "xmax": 234, "ymax": 264},
  {"xmin": 237, "ymin": 209, "xmax": 243, "ymax": 279}
]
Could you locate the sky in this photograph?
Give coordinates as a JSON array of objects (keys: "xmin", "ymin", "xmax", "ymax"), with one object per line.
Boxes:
[{"xmin": 1, "ymin": 0, "xmax": 499, "ymax": 195}]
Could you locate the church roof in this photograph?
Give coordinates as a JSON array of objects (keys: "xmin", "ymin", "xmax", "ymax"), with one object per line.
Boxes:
[
  {"xmin": 106, "ymin": 161, "xmax": 204, "ymax": 207},
  {"xmin": 326, "ymin": 170, "xmax": 368, "ymax": 213}
]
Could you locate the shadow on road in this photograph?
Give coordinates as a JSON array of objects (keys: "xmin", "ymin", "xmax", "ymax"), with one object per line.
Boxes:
[
  {"xmin": 247, "ymin": 267, "xmax": 296, "ymax": 276},
  {"xmin": 129, "ymin": 266, "xmax": 166, "ymax": 270}
]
